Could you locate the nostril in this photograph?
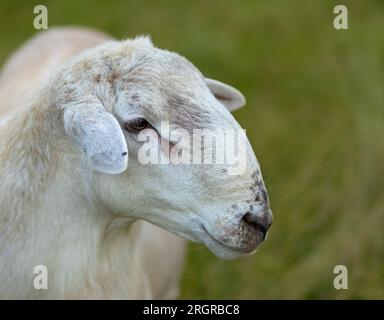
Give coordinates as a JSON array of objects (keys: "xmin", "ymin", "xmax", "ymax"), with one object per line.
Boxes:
[{"xmin": 242, "ymin": 212, "xmax": 269, "ymax": 237}]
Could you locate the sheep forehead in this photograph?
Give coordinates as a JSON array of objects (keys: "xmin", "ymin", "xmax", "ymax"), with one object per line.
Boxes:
[
  {"xmin": 117, "ymin": 50, "xmax": 218, "ymax": 130},
  {"xmin": 72, "ymin": 40, "xmax": 221, "ymax": 130},
  {"xmin": 127, "ymin": 49, "xmax": 206, "ymax": 88}
]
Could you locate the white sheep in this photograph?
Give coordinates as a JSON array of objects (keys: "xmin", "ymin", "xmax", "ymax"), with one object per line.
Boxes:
[{"xmin": 0, "ymin": 27, "xmax": 272, "ymax": 299}]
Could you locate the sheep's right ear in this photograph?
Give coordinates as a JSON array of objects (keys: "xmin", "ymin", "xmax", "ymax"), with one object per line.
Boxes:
[
  {"xmin": 63, "ymin": 101, "xmax": 128, "ymax": 174},
  {"xmin": 205, "ymin": 78, "xmax": 246, "ymax": 112}
]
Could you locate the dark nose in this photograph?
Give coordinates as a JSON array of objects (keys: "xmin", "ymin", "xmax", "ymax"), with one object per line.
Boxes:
[{"xmin": 242, "ymin": 211, "xmax": 272, "ymax": 240}]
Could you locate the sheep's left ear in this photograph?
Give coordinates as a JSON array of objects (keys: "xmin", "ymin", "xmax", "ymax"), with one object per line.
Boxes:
[
  {"xmin": 63, "ymin": 99, "xmax": 128, "ymax": 175},
  {"xmin": 205, "ymin": 78, "xmax": 246, "ymax": 112}
]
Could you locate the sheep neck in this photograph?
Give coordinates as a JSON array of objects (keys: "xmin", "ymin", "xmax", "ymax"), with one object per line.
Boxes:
[{"xmin": 0, "ymin": 101, "xmax": 146, "ymax": 298}]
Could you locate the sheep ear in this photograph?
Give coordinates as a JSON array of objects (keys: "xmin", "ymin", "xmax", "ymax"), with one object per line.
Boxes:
[
  {"xmin": 63, "ymin": 102, "xmax": 128, "ymax": 174},
  {"xmin": 205, "ymin": 78, "xmax": 246, "ymax": 112}
]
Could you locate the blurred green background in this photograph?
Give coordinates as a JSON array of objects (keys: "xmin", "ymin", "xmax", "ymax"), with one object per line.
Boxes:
[{"xmin": 0, "ymin": 0, "xmax": 383, "ymax": 299}]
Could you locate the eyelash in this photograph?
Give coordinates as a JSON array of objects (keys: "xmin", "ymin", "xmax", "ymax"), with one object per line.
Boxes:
[{"xmin": 124, "ymin": 118, "xmax": 151, "ymax": 133}]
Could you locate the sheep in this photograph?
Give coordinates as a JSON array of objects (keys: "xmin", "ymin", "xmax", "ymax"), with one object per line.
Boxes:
[{"xmin": 0, "ymin": 27, "xmax": 272, "ymax": 299}]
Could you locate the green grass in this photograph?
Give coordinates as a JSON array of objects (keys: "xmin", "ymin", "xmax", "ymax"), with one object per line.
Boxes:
[{"xmin": 1, "ymin": 0, "xmax": 383, "ymax": 299}]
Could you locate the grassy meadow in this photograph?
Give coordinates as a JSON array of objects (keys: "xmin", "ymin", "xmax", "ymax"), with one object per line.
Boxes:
[{"xmin": 0, "ymin": 0, "xmax": 383, "ymax": 299}]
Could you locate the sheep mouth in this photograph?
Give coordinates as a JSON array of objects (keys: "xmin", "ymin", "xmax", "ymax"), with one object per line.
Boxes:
[{"xmin": 200, "ymin": 225, "xmax": 257, "ymax": 255}]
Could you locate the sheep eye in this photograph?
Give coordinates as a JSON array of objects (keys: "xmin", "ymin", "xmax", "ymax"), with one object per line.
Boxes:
[{"xmin": 124, "ymin": 118, "xmax": 150, "ymax": 133}]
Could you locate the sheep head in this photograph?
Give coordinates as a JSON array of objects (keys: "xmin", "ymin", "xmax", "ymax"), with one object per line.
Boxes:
[{"xmin": 53, "ymin": 36, "xmax": 272, "ymax": 260}]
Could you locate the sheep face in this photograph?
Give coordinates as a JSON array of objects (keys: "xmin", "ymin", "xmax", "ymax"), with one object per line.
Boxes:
[{"xmin": 60, "ymin": 37, "xmax": 272, "ymax": 260}]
